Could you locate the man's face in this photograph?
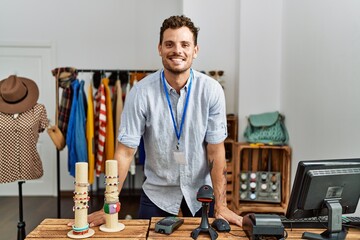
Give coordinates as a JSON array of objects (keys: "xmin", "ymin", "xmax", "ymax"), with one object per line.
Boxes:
[{"xmin": 158, "ymin": 27, "xmax": 198, "ymax": 74}]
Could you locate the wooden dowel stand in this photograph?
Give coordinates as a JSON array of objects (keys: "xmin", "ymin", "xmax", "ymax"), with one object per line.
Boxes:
[
  {"xmin": 67, "ymin": 162, "xmax": 95, "ymax": 239},
  {"xmin": 99, "ymin": 160, "xmax": 125, "ymax": 232}
]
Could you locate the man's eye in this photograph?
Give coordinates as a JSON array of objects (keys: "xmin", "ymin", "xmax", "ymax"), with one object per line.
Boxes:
[{"xmin": 165, "ymin": 43, "xmax": 172, "ymax": 47}]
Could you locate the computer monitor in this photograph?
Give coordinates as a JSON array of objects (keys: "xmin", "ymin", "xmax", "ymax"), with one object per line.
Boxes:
[{"xmin": 286, "ymin": 158, "xmax": 360, "ymax": 240}]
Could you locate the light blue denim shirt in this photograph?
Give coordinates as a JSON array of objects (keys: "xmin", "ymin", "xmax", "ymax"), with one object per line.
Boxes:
[{"xmin": 118, "ymin": 69, "xmax": 227, "ymax": 215}]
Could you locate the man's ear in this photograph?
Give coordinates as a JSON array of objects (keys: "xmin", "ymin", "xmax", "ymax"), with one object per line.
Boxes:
[
  {"xmin": 193, "ymin": 45, "xmax": 199, "ymax": 59},
  {"xmin": 158, "ymin": 44, "xmax": 162, "ymax": 56}
]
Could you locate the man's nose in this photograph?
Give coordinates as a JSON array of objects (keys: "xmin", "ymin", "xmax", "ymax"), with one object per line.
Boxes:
[{"xmin": 173, "ymin": 44, "xmax": 182, "ymax": 54}]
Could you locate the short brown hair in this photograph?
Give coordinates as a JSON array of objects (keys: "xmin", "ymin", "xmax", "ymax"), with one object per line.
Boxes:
[{"xmin": 159, "ymin": 15, "xmax": 200, "ymax": 45}]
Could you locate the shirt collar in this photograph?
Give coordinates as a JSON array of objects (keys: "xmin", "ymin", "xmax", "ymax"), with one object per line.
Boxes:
[{"xmin": 161, "ymin": 69, "xmax": 193, "ymax": 93}]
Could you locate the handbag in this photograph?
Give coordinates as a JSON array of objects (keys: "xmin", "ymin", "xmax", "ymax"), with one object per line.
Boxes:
[
  {"xmin": 244, "ymin": 111, "xmax": 289, "ymax": 145},
  {"xmin": 46, "ymin": 68, "xmax": 67, "ymax": 151},
  {"xmin": 47, "ymin": 124, "xmax": 66, "ymax": 150}
]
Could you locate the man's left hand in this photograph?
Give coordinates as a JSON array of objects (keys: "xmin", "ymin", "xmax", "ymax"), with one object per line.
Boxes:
[{"xmin": 215, "ymin": 206, "xmax": 243, "ymax": 227}]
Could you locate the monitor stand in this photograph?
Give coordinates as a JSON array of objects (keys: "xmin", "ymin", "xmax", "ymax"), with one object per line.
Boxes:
[{"xmin": 302, "ymin": 199, "xmax": 347, "ymax": 240}]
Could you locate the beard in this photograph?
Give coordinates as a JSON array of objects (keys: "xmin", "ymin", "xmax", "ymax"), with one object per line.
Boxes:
[{"xmin": 161, "ymin": 55, "xmax": 192, "ymax": 75}]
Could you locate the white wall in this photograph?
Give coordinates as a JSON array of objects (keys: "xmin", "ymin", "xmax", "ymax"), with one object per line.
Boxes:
[
  {"xmin": 281, "ymin": 0, "xmax": 360, "ymax": 215},
  {"xmin": 282, "ymin": 0, "xmax": 360, "ymax": 173},
  {"xmin": 183, "ymin": 0, "xmax": 240, "ymax": 114},
  {"xmin": 237, "ymin": 0, "xmax": 283, "ymax": 136},
  {"xmin": 0, "ymin": 0, "xmax": 182, "ymax": 70}
]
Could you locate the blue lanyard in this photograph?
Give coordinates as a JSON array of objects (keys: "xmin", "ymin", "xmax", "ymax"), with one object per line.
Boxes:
[{"xmin": 161, "ymin": 69, "xmax": 193, "ymax": 149}]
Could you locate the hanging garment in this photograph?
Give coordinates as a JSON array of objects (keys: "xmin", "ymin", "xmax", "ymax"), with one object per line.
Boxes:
[
  {"xmin": 86, "ymin": 85, "xmax": 95, "ymax": 184},
  {"xmin": 0, "ymin": 104, "xmax": 48, "ymax": 183},
  {"xmin": 66, "ymin": 80, "xmax": 88, "ymax": 177},
  {"xmin": 103, "ymin": 78, "xmax": 114, "ymax": 161},
  {"xmin": 129, "ymin": 72, "xmax": 147, "ymax": 86},
  {"xmin": 58, "ymin": 79, "xmax": 73, "ymax": 137},
  {"xmin": 66, "ymin": 80, "xmax": 80, "ymax": 177},
  {"xmin": 125, "ymin": 81, "xmax": 131, "ymax": 98},
  {"xmin": 95, "ymin": 83, "xmax": 106, "ymax": 176},
  {"xmin": 52, "ymin": 68, "xmax": 77, "ymax": 138},
  {"xmin": 94, "ymin": 89, "xmax": 100, "ymax": 174},
  {"xmin": 73, "ymin": 80, "xmax": 88, "ymax": 165}
]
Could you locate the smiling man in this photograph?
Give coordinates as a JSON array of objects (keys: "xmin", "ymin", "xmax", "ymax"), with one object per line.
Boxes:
[{"xmin": 86, "ymin": 15, "xmax": 243, "ymax": 228}]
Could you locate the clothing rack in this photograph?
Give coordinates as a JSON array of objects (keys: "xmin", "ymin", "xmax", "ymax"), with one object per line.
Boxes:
[
  {"xmin": 76, "ymin": 69, "xmax": 156, "ymax": 85},
  {"xmin": 53, "ymin": 67, "xmax": 154, "ymax": 218},
  {"xmin": 78, "ymin": 68, "xmax": 154, "ymax": 196},
  {"xmin": 77, "ymin": 69, "xmax": 155, "ymax": 81}
]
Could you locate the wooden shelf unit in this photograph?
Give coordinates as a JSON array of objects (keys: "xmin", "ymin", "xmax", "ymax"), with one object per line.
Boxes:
[
  {"xmin": 226, "ymin": 114, "xmax": 238, "ymax": 142},
  {"xmin": 233, "ymin": 143, "xmax": 291, "ymax": 215},
  {"xmin": 225, "ymin": 139, "xmax": 235, "ymax": 209},
  {"xmin": 224, "ymin": 115, "xmax": 238, "ymax": 210}
]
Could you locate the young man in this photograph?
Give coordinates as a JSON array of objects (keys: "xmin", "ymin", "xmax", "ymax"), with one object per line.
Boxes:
[{"xmin": 87, "ymin": 15, "xmax": 243, "ymax": 227}]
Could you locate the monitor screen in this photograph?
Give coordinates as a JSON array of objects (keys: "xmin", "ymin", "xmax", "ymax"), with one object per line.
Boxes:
[{"xmin": 286, "ymin": 158, "xmax": 360, "ymax": 239}]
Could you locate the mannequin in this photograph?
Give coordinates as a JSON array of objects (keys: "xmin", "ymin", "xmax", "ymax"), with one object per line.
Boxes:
[
  {"xmin": 0, "ymin": 75, "xmax": 48, "ymax": 240},
  {"xmin": 0, "ymin": 75, "xmax": 48, "ymax": 183}
]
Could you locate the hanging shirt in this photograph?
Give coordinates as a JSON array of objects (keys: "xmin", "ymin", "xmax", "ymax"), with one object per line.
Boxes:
[
  {"xmin": 95, "ymin": 83, "xmax": 106, "ymax": 176},
  {"xmin": 86, "ymin": 85, "xmax": 95, "ymax": 184},
  {"xmin": 66, "ymin": 79, "xmax": 80, "ymax": 177},
  {"xmin": 118, "ymin": 69, "xmax": 227, "ymax": 216},
  {"xmin": 74, "ymin": 80, "xmax": 88, "ymax": 165},
  {"xmin": 103, "ymin": 78, "xmax": 114, "ymax": 161},
  {"xmin": 0, "ymin": 104, "xmax": 48, "ymax": 183},
  {"xmin": 94, "ymin": 89, "xmax": 100, "ymax": 164}
]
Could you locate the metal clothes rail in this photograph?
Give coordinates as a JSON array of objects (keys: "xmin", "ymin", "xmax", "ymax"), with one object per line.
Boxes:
[{"xmin": 53, "ymin": 67, "xmax": 154, "ymax": 218}]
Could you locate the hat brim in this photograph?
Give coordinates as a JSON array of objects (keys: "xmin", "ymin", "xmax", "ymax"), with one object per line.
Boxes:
[{"xmin": 0, "ymin": 77, "xmax": 39, "ymax": 114}]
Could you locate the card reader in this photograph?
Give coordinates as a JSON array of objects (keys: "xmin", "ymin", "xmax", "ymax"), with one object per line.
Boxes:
[
  {"xmin": 155, "ymin": 216, "xmax": 184, "ymax": 235},
  {"xmin": 243, "ymin": 213, "xmax": 285, "ymax": 240}
]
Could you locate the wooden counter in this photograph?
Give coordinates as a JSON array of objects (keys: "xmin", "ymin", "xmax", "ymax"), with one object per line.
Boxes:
[
  {"xmin": 25, "ymin": 218, "xmax": 360, "ymax": 239},
  {"xmin": 148, "ymin": 217, "xmax": 360, "ymax": 240},
  {"xmin": 25, "ymin": 218, "xmax": 149, "ymax": 239},
  {"xmin": 148, "ymin": 217, "xmax": 245, "ymax": 239}
]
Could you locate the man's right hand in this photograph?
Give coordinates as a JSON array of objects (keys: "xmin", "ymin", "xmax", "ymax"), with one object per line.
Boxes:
[
  {"xmin": 67, "ymin": 209, "xmax": 106, "ymax": 228},
  {"xmin": 87, "ymin": 210, "xmax": 106, "ymax": 227}
]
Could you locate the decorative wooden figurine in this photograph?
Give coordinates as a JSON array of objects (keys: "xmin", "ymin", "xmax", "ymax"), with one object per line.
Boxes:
[
  {"xmin": 99, "ymin": 160, "xmax": 125, "ymax": 232},
  {"xmin": 67, "ymin": 162, "xmax": 95, "ymax": 238}
]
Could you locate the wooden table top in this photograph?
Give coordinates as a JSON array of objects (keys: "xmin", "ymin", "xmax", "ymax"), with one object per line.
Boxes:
[
  {"xmin": 148, "ymin": 217, "xmax": 246, "ymax": 239},
  {"xmin": 25, "ymin": 218, "xmax": 150, "ymax": 239},
  {"xmin": 25, "ymin": 218, "xmax": 360, "ymax": 239},
  {"xmin": 148, "ymin": 217, "xmax": 360, "ymax": 240}
]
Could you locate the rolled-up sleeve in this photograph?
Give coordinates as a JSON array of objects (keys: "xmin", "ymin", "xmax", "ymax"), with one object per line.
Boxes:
[
  {"xmin": 205, "ymin": 82, "xmax": 228, "ymax": 144},
  {"xmin": 117, "ymin": 85, "xmax": 145, "ymax": 148}
]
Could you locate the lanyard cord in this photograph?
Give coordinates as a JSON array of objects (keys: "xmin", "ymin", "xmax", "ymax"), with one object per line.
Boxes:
[{"xmin": 161, "ymin": 69, "xmax": 193, "ymax": 147}]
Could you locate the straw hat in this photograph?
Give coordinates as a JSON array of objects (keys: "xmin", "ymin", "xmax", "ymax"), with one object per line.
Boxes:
[{"xmin": 0, "ymin": 75, "xmax": 39, "ymax": 114}]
